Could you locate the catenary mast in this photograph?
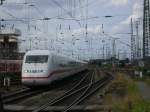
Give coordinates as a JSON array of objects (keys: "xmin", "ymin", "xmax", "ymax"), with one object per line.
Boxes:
[{"xmin": 143, "ymin": 0, "xmax": 150, "ymax": 58}]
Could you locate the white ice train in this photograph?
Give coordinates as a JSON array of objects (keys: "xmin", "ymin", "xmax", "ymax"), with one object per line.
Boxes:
[{"xmin": 22, "ymin": 50, "xmax": 86, "ymax": 86}]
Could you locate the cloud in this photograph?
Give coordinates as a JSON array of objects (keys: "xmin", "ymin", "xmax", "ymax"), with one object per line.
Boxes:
[
  {"xmin": 72, "ymin": 25, "xmax": 101, "ymax": 34},
  {"xmin": 122, "ymin": 1, "xmax": 142, "ymax": 24},
  {"xmin": 111, "ymin": 0, "xmax": 142, "ymax": 34},
  {"xmin": 0, "ymin": 0, "xmax": 143, "ymax": 59},
  {"xmin": 5, "ymin": 0, "xmax": 23, "ymax": 3},
  {"xmin": 111, "ymin": 0, "xmax": 128, "ymax": 6}
]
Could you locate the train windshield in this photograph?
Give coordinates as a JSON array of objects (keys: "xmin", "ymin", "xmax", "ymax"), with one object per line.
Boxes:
[{"xmin": 25, "ymin": 55, "xmax": 48, "ymax": 63}]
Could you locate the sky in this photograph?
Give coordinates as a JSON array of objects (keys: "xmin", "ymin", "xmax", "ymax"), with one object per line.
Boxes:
[{"xmin": 0, "ymin": 0, "xmax": 144, "ymax": 60}]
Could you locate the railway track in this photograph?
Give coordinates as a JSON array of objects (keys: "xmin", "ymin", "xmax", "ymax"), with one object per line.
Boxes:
[
  {"xmin": 2, "ymin": 88, "xmax": 48, "ymax": 104},
  {"xmin": 63, "ymin": 72, "xmax": 112, "ymax": 112},
  {"xmin": 32, "ymin": 71, "xmax": 92, "ymax": 112},
  {"xmin": 2, "ymin": 69, "xmax": 112, "ymax": 112},
  {"xmin": 2, "ymin": 70, "xmax": 89, "ymax": 105},
  {"xmin": 32, "ymin": 69, "xmax": 113, "ymax": 112},
  {"xmin": 52, "ymin": 71, "xmax": 94, "ymax": 106},
  {"xmin": 2, "ymin": 87, "xmax": 30, "ymax": 100}
]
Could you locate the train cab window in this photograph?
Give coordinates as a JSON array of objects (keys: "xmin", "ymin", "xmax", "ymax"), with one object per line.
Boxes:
[{"xmin": 25, "ymin": 55, "xmax": 48, "ymax": 63}]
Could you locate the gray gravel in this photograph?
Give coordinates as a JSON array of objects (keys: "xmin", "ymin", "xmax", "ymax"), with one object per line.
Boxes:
[{"xmin": 135, "ymin": 81, "xmax": 150, "ymax": 100}]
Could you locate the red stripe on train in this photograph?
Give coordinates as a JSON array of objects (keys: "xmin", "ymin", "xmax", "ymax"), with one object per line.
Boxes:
[
  {"xmin": 22, "ymin": 69, "xmax": 73, "ymax": 79},
  {"xmin": 22, "ymin": 73, "xmax": 52, "ymax": 79}
]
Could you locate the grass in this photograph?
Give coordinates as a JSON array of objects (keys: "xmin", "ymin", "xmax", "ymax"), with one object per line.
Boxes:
[
  {"xmin": 130, "ymin": 100, "xmax": 150, "ymax": 112},
  {"xmin": 133, "ymin": 76, "xmax": 150, "ymax": 86},
  {"xmin": 104, "ymin": 72, "xmax": 150, "ymax": 112},
  {"xmin": 145, "ymin": 78, "xmax": 150, "ymax": 85}
]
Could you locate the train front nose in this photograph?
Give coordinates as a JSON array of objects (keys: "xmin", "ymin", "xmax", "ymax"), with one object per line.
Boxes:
[
  {"xmin": 22, "ymin": 53, "xmax": 50, "ymax": 86},
  {"xmin": 22, "ymin": 76, "xmax": 51, "ymax": 86},
  {"xmin": 22, "ymin": 78, "xmax": 38, "ymax": 86}
]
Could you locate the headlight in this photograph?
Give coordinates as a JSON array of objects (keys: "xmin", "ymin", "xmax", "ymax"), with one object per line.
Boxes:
[
  {"xmin": 24, "ymin": 70, "xmax": 28, "ymax": 73},
  {"xmin": 41, "ymin": 70, "xmax": 46, "ymax": 73}
]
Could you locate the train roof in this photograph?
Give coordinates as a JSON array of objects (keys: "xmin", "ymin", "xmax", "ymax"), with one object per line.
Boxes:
[
  {"xmin": 25, "ymin": 50, "xmax": 50, "ymax": 56},
  {"xmin": 25, "ymin": 50, "xmax": 86, "ymax": 63}
]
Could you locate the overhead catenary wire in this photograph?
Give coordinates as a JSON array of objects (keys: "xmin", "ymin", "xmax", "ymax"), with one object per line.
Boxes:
[
  {"xmin": 0, "ymin": 0, "xmax": 89, "ymax": 59},
  {"xmin": 0, "ymin": 0, "xmax": 133, "ymax": 59},
  {"xmin": 51, "ymin": 0, "xmax": 81, "ymax": 27},
  {"xmin": 0, "ymin": 7, "xmax": 55, "ymax": 37}
]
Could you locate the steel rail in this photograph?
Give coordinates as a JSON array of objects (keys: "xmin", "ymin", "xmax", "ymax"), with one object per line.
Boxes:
[
  {"xmin": 3, "ymin": 70, "xmax": 88, "ymax": 105},
  {"xmin": 3, "ymin": 89, "xmax": 46, "ymax": 104},
  {"xmin": 2, "ymin": 87, "xmax": 30, "ymax": 100},
  {"xmin": 63, "ymin": 73, "xmax": 113, "ymax": 112},
  {"xmin": 33, "ymin": 70, "xmax": 112, "ymax": 112},
  {"xmin": 32, "ymin": 71, "xmax": 91, "ymax": 112},
  {"xmin": 60, "ymin": 70, "xmax": 95, "ymax": 112}
]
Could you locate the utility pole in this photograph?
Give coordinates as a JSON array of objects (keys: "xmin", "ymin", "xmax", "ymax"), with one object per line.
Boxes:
[
  {"xmin": 131, "ymin": 18, "xmax": 136, "ymax": 61},
  {"xmin": 111, "ymin": 38, "xmax": 118, "ymax": 67},
  {"xmin": 102, "ymin": 45, "xmax": 105, "ymax": 59},
  {"xmin": 136, "ymin": 20, "xmax": 140, "ymax": 59},
  {"xmin": 112, "ymin": 38, "xmax": 118, "ymax": 59},
  {"xmin": 102, "ymin": 40, "xmax": 105, "ymax": 59},
  {"xmin": 107, "ymin": 46, "xmax": 111, "ymax": 59},
  {"xmin": 143, "ymin": 0, "xmax": 150, "ymax": 58},
  {"xmin": 118, "ymin": 49, "xmax": 121, "ymax": 60},
  {"xmin": 105, "ymin": 47, "xmax": 108, "ymax": 59},
  {"xmin": 0, "ymin": 0, "xmax": 5, "ymax": 33},
  {"xmin": 29, "ymin": 38, "xmax": 32, "ymax": 50}
]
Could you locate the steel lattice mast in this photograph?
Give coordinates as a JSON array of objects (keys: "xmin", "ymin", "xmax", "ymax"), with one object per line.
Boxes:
[
  {"xmin": 131, "ymin": 18, "xmax": 136, "ymax": 60},
  {"xmin": 143, "ymin": 0, "xmax": 150, "ymax": 58}
]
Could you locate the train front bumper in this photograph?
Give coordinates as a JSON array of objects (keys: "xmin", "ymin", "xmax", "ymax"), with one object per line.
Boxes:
[{"xmin": 22, "ymin": 78, "xmax": 51, "ymax": 86}]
